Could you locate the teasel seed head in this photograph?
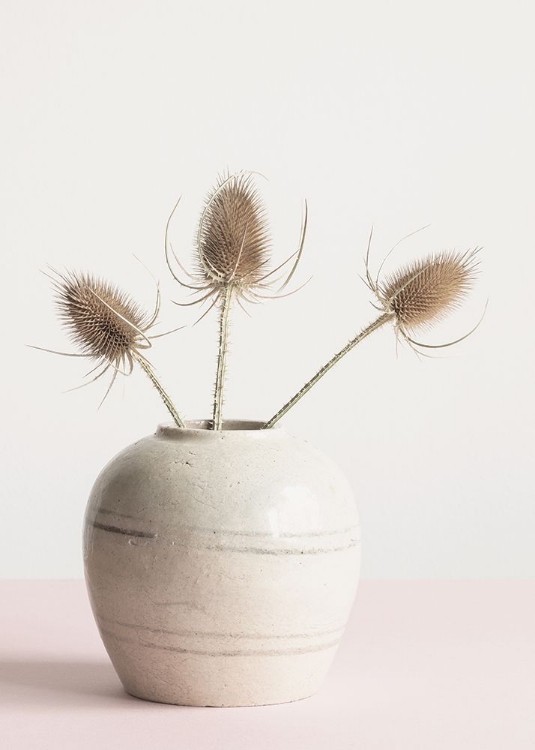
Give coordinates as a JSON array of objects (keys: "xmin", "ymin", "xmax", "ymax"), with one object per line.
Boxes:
[
  {"xmin": 54, "ymin": 270, "xmax": 154, "ymax": 367},
  {"xmin": 263, "ymin": 245, "xmax": 483, "ymax": 428},
  {"xmin": 376, "ymin": 248, "xmax": 481, "ymax": 332},
  {"xmin": 165, "ymin": 171, "xmax": 308, "ymax": 317},
  {"xmin": 32, "ymin": 269, "xmax": 185, "ymax": 425},
  {"xmin": 197, "ymin": 172, "xmax": 270, "ymax": 294},
  {"xmin": 164, "ymin": 170, "xmax": 309, "ymax": 430}
]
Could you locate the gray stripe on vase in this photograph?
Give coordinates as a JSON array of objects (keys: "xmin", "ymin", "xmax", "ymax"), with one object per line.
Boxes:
[
  {"xmin": 99, "ymin": 626, "xmax": 342, "ymax": 657},
  {"xmin": 97, "ymin": 614, "xmax": 345, "ymax": 641},
  {"xmin": 210, "ymin": 542, "xmax": 359, "ymax": 555},
  {"xmin": 91, "ymin": 521, "xmax": 157, "ymax": 539},
  {"xmin": 92, "ymin": 509, "xmax": 360, "ymax": 539},
  {"xmin": 90, "ymin": 520, "xmax": 359, "ymax": 554}
]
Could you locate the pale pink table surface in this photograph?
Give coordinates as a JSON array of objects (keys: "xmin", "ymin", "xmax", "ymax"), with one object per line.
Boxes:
[{"xmin": 1, "ymin": 581, "xmax": 534, "ymax": 749}]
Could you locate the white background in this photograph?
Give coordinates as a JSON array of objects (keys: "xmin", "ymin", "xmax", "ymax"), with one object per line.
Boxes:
[{"xmin": 1, "ymin": 0, "xmax": 533, "ymax": 579}]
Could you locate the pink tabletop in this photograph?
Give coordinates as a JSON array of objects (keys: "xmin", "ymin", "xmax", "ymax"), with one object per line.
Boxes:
[{"xmin": 1, "ymin": 580, "xmax": 533, "ymax": 749}]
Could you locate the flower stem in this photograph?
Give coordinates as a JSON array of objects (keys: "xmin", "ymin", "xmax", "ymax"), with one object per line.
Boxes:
[
  {"xmin": 262, "ymin": 312, "xmax": 394, "ymax": 428},
  {"xmin": 134, "ymin": 352, "xmax": 185, "ymax": 428},
  {"xmin": 212, "ymin": 285, "xmax": 233, "ymax": 430}
]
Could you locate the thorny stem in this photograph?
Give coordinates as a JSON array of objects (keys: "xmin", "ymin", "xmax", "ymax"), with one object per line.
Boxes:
[
  {"xmin": 262, "ymin": 312, "xmax": 394, "ymax": 428},
  {"xmin": 212, "ymin": 285, "xmax": 234, "ymax": 430},
  {"xmin": 133, "ymin": 352, "xmax": 185, "ymax": 428}
]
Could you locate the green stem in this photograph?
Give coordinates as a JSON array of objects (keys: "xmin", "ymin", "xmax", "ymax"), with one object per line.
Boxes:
[
  {"xmin": 134, "ymin": 353, "xmax": 185, "ymax": 428},
  {"xmin": 212, "ymin": 285, "xmax": 233, "ymax": 430},
  {"xmin": 262, "ymin": 312, "xmax": 394, "ymax": 429}
]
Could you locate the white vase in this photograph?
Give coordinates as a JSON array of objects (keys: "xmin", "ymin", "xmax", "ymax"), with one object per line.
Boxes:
[{"xmin": 83, "ymin": 420, "xmax": 360, "ymax": 707}]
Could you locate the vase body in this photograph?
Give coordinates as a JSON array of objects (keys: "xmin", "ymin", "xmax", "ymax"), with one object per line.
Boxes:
[{"xmin": 83, "ymin": 421, "xmax": 360, "ymax": 707}]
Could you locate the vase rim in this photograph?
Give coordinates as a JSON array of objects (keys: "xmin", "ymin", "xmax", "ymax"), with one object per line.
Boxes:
[{"xmin": 156, "ymin": 419, "xmax": 282, "ymax": 438}]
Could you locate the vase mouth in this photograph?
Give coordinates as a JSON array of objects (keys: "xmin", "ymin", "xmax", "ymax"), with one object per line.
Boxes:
[{"xmin": 156, "ymin": 419, "xmax": 280, "ymax": 437}]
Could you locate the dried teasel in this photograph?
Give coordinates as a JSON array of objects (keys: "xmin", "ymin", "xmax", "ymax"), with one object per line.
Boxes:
[
  {"xmin": 32, "ymin": 176, "xmax": 484, "ymax": 435},
  {"xmin": 367, "ymin": 244, "xmax": 481, "ymax": 342},
  {"xmin": 263, "ymin": 239, "xmax": 482, "ymax": 428},
  {"xmin": 165, "ymin": 171, "xmax": 308, "ymax": 430},
  {"xmin": 196, "ymin": 172, "xmax": 272, "ymax": 303},
  {"xmin": 31, "ymin": 270, "xmax": 185, "ymax": 427}
]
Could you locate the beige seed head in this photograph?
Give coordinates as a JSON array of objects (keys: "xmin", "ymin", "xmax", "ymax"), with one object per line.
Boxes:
[
  {"xmin": 196, "ymin": 172, "xmax": 271, "ymax": 293},
  {"xmin": 378, "ymin": 249, "xmax": 481, "ymax": 331},
  {"xmin": 52, "ymin": 270, "xmax": 152, "ymax": 368}
]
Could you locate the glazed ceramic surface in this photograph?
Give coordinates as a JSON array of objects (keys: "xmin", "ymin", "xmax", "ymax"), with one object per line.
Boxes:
[{"xmin": 83, "ymin": 420, "xmax": 361, "ymax": 707}]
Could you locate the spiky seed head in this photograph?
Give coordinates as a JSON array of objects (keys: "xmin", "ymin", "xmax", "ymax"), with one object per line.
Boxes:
[
  {"xmin": 197, "ymin": 172, "xmax": 270, "ymax": 294},
  {"xmin": 53, "ymin": 270, "xmax": 152, "ymax": 366},
  {"xmin": 378, "ymin": 249, "xmax": 480, "ymax": 331}
]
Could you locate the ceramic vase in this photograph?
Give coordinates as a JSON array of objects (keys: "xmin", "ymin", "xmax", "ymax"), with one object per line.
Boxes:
[{"xmin": 83, "ymin": 420, "xmax": 360, "ymax": 707}]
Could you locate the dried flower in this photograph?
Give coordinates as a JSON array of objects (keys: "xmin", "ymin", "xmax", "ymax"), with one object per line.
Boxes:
[
  {"xmin": 32, "ymin": 177, "xmax": 484, "ymax": 434},
  {"xmin": 196, "ymin": 172, "xmax": 271, "ymax": 300},
  {"xmin": 165, "ymin": 171, "xmax": 308, "ymax": 429},
  {"xmin": 263, "ymin": 243, "xmax": 482, "ymax": 428},
  {"xmin": 32, "ymin": 270, "xmax": 185, "ymax": 426},
  {"xmin": 165, "ymin": 171, "xmax": 307, "ymax": 311},
  {"xmin": 376, "ymin": 249, "xmax": 480, "ymax": 332},
  {"xmin": 55, "ymin": 271, "xmax": 153, "ymax": 366}
]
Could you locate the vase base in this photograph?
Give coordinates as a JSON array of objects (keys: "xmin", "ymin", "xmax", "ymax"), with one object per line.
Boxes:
[
  {"xmin": 123, "ymin": 685, "xmax": 318, "ymax": 708},
  {"xmin": 103, "ymin": 622, "xmax": 340, "ymax": 708}
]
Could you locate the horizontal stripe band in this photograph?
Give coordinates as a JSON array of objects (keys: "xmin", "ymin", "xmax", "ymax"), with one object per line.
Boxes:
[
  {"xmin": 97, "ymin": 614, "xmax": 346, "ymax": 641},
  {"xmin": 92, "ymin": 509, "xmax": 359, "ymax": 538},
  {"xmin": 90, "ymin": 520, "xmax": 359, "ymax": 555},
  {"xmin": 99, "ymin": 626, "xmax": 341, "ymax": 657},
  {"xmin": 91, "ymin": 521, "xmax": 157, "ymax": 539}
]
